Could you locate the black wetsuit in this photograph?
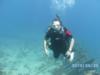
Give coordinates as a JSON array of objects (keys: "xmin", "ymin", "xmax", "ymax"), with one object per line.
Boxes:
[{"xmin": 45, "ymin": 27, "xmax": 72, "ymax": 58}]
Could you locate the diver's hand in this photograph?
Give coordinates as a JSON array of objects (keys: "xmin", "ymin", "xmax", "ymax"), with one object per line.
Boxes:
[
  {"xmin": 66, "ymin": 50, "xmax": 71, "ymax": 57},
  {"xmin": 66, "ymin": 51, "xmax": 74, "ymax": 62}
]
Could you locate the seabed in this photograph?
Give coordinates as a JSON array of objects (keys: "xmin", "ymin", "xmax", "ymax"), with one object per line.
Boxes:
[{"xmin": 0, "ymin": 38, "xmax": 99, "ymax": 75}]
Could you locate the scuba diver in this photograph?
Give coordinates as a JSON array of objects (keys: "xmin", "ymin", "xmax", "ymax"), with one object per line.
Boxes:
[{"xmin": 44, "ymin": 16, "xmax": 75, "ymax": 62}]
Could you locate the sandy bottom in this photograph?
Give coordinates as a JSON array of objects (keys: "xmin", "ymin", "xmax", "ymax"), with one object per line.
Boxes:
[
  {"xmin": 0, "ymin": 38, "xmax": 99, "ymax": 75},
  {"xmin": 0, "ymin": 38, "xmax": 65, "ymax": 75}
]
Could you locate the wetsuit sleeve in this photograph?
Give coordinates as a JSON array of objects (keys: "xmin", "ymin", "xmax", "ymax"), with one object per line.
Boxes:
[
  {"xmin": 64, "ymin": 27, "xmax": 73, "ymax": 39},
  {"xmin": 44, "ymin": 27, "xmax": 51, "ymax": 40}
]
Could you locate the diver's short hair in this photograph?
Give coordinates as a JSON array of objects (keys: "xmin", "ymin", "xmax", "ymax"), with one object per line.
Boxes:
[{"xmin": 52, "ymin": 15, "xmax": 62, "ymax": 26}]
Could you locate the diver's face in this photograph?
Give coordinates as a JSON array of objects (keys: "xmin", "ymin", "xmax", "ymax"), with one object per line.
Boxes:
[{"xmin": 53, "ymin": 21, "xmax": 61, "ymax": 31}]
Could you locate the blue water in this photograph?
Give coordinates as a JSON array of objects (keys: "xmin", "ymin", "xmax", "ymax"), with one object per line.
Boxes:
[{"xmin": 0, "ymin": 0, "xmax": 100, "ymax": 75}]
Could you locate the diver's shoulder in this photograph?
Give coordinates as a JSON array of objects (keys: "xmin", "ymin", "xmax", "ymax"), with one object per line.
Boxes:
[
  {"xmin": 47, "ymin": 26, "xmax": 54, "ymax": 31},
  {"xmin": 63, "ymin": 27, "xmax": 67, "ymax": 30}
]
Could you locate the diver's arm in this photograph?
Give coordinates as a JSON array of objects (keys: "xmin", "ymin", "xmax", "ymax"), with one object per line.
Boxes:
[
  {"xmin": 44, "ymin": 27, "xmax": 51, "ymax": 56},
  {"xmin": 65, "ymin": 38, "xmax": 75, "ymax": 62},
  {"xmin": 65, "ymin": 38, "xmax": 75, "ymax": 57},
  {"xmin": 44, "ymin": 40, "xmax": 49, "ymax": 56},
  {"xmin": 68, "ymin": 38, "xmax": 75, "ymax": 52}
]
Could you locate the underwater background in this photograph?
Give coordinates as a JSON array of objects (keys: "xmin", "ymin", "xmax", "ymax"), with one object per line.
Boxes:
[{"xmin": 0, "ymin": 0, "xmax": 100, "ymax": 75}]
